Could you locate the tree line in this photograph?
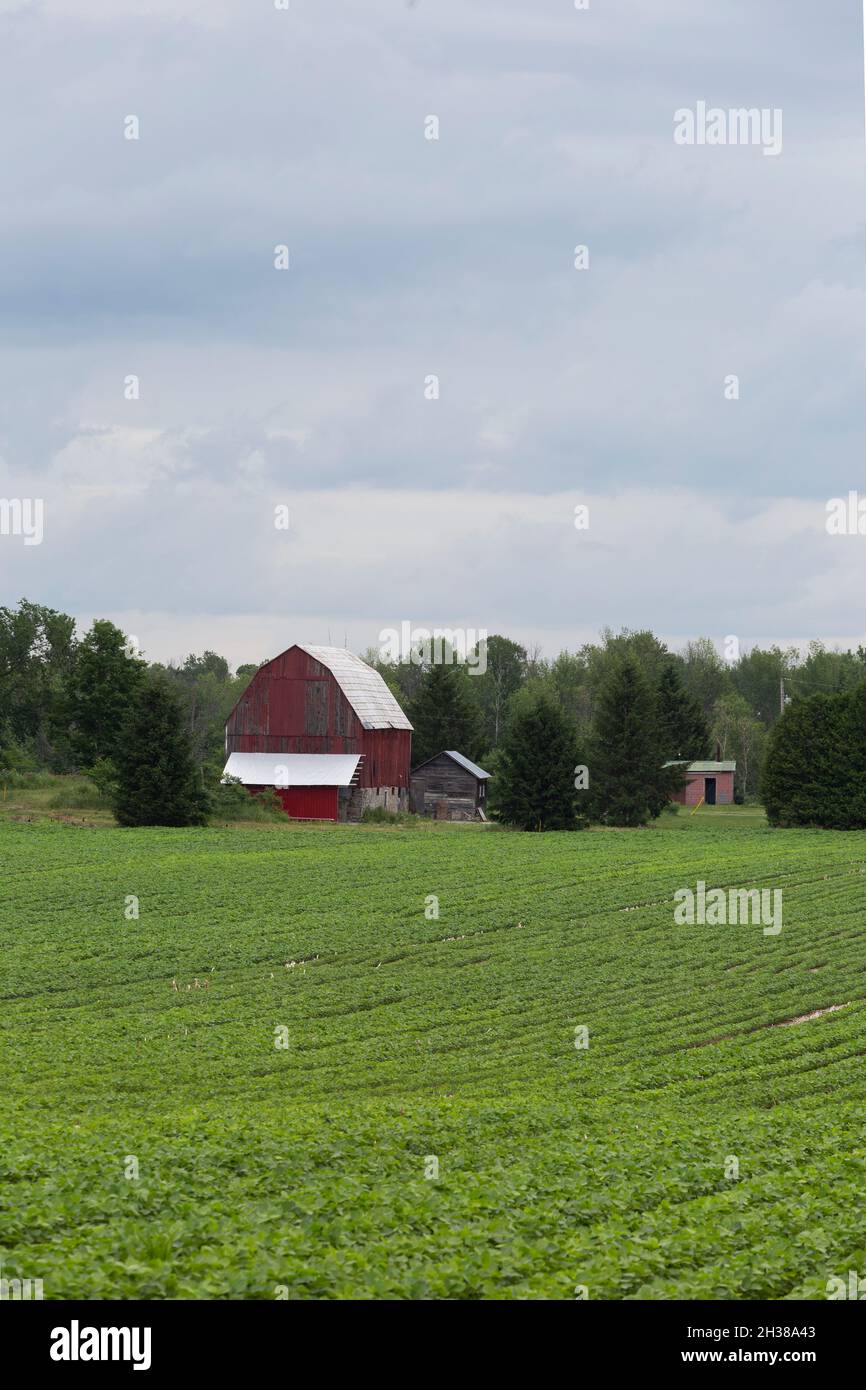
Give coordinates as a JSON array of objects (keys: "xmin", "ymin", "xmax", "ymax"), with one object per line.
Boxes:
[
  {"xmin": 3, "ymin": 598, "xmax": 866, "ymax": 828},
  {"xmin": 366, "ymin": 629, "xmax": 866, "ymax": 811},
  {"xmin": 0, "ymin": 601, "xmax": 255, "ymax": 826}
]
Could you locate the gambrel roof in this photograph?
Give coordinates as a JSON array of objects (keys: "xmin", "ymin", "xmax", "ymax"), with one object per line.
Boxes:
[{"xmin": 298, "ymin": 646, "xmax": 413, "ymax": 731}]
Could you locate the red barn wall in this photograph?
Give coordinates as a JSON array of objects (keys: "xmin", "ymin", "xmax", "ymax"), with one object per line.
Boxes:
[
  {"xmin": 225, "ymin": 647, "xmax": 411, "ymax": 788},
  {"xmin": 246, "ymin": 785, "xmax": 339, "ymax": 821},
  {"xmin": 280, "ymin": 787, "xmax": 338, "ymax": 820}
]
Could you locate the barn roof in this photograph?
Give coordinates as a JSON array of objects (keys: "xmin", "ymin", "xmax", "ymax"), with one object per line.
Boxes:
[
  {"xmin": 298, "ymin": 646, "xmax": 413, "ymax": 731},
  {"xmin": 412, "ymin": 749, "xmax": 491, "ymax": 779},
  {"xmin": 223, "ymin": 752, "xmax": 362, "ymax": 786}
]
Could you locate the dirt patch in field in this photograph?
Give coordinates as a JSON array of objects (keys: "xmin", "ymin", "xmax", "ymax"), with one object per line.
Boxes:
[
  {"xmin": 772, "ymin": 1003, "xmax": 848, "ymax": 1027},
  {"xmin": 685, "ymin": 1002, "xmax": 850, "ymax": 1050}
]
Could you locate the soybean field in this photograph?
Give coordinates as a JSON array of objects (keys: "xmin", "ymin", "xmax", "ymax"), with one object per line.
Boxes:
[{"xmin": 2, "ymin": 813, "xmax": 865, "ymax": 1299}]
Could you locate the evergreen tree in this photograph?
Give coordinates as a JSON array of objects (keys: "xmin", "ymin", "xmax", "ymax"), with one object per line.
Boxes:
[
  {"xmin": 63, "ymin": 620, "xmax": 145, "ymax": 767},
  {"xmin": 656, "ymin": 659, "xmax": 711, "ymax": 761},
  {"xmin": 409, "ymin": 662, "xmax": 484, "ymax": 767},
  {"xmin": 762, "ymin": 688, "xmax": 856, "ymax": 829},
  {"xmin": 844, "ymin": 682, "xmax": 866, "ymax": 827},
  {"xmin": 495, "ymin": 689, "xmax": 579, "ymax": 831},
  {"xmin": 113, "ymin": 674, "xmax": 210, "ymax": 827},
  {"xmin": 589, "ymin": 654, "xmax": 679, "ymax": 826}
]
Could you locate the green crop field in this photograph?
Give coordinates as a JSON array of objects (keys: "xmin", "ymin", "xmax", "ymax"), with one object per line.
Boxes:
[{"xmin": 2, "ymin": 812, "xmax": 865, "ymax": 1300}]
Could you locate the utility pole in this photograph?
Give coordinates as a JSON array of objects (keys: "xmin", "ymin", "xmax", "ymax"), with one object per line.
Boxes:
[{"xmin": 778, "ymin": 675, "xmax": 795, "ymax": 717}]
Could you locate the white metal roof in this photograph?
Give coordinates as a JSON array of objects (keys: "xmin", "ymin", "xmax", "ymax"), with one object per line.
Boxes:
[
  {"xmin": 298, "ymin": 645, "xmax": 413, "ymax": 731},
  {"xmin": 444, "ymin": 750, "xmax": 490, "ymax": 779},
  {"xmin": 223, "ymin": 752, "xmax": 362, "ymax": 787}
]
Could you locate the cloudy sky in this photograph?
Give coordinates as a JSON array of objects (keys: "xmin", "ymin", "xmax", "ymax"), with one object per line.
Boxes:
[{"xmin": 1, "ymin": 0, "xmax": 865, "ymax": 666}]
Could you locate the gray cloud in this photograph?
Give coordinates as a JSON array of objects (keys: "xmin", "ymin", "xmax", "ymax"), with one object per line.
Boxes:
[{"xmin": 1, "ymin": 0, "xmax": 865, "ymax": 659}]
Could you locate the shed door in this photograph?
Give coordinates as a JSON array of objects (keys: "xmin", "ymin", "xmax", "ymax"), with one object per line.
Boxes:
[{"xmin": 704, "ymin": 777, "xmax": 717, "ymax": 806}]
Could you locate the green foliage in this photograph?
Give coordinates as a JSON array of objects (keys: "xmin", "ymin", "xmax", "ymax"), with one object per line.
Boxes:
[
  {"xmin": 471, "ymin": 635, "xmax": 527, "ymax": 749},
  {"xmin": 2, "ymin": 816, "xmax": 866, "ymax": 1298},
  {"xmin": 589, "ymin": 654, "xmax": 680, "ymax": 826},
  {"xmin": 543, "ymin": 649, "xmax": 592, "ymax": 738},
  {"xmin": 2, "ymin": 592, "xmax": 866, "ymax": 884},
  {"xmin": 0, "ymin": 599, "xmax": 76, "ymax": 767},
  {"xmin": 762, "ymin": 683, "xmax": 866, "ymax": 829},
  {"xmin": 711, "ymin": 692, "xmax": 766, "ymax": 801},
  {"xmin": 409, "ymin": 662, "xmax": 485, "ymax": 767},
  {"xmin": 362, "ymin": 648, "xmax": 427, "ymax": 708},
  {"xmin": 210, "ymin": 773, "xmax": 250, "ymax": 814},
  {"xmin": 85, "ymin": 757, "xmax": 119, "ymax": 799},
  {"xmin": 8, "ymin": 594, "xmax": 866, "ymax": 829},
  {"xmin": 248, "ymin": 789, "xmax": 288, "ymax": 819},
  {"xmin": 0, "ymin": 737, "xmax": 40, "ymax": 777},
  {"xmin": 680, "ymin": 637, "xmax": 732, "ymax": 718},
  {"xmin": 360, "ymin": 806, "xmax": 399, "ymax": 823},
  {"xmin": 594, "ymin": 628, "xmax": 672, "ymax": 690},
  {"xmin": 495, "ymin": 689, "xmax": 579, "ymax": 830},
  {"xmin": 360, "ymin": 806, "xmax": 420, "ymax": 825},
  {"xmin": 47, "ymin": 778, "xmax": 111, "ymax": 810},
  {"xmin": 0, "ymin": 767, "xmax": 57, "ymax": 789},
  {"xmin": 209, "ymin": 775, "xmax": 286, "ymax": 822},
  {"xmin": 656, "ymin": 659, "xmax": 711, "ymax": 760},
  {"xmin": 63, "ymin": 620, "xmax": 145, "ymax": 768},
  {"xmin": 156, "ymin": 652, "xmax": 249, "ymax": 772},
  {"xmin": 730, "ymin": 645, "xmax": 794, "ymax": 729},
  {"xmin": 113, "ymin": 675, "xmax": 210, "ymax": 828}
]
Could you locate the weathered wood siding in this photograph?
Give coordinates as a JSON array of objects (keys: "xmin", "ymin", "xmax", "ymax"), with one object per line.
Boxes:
[{"xmin": 410, "ymin": 753, "xmax": 482, "ymax": 819}]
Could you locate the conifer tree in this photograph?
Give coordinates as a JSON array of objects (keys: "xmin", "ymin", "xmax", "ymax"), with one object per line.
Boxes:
[
  {"xmin": 656, "ymin": 659, "xmax": 711, "ymax": 761},
  {"xmin": 495, "ymin": 689, "xmax": 579, "ymax": 831},
  {"xmin": 589, "ymin": 654, "xmax": 678, "ymax": 825},
  {"xmin": 113, "ymin": 674, "xmax": 210, "ymax": 827},
  {"xmin": 843, "ymin": 682, "xmax": 866, "ymax": 828},
  {"xmin": 762, "ymin": 689, "xmax": 855, "ymax": 828},
  {"xmin": 409, "ymin": 662, "xmax": 484, "ymax": 767}
]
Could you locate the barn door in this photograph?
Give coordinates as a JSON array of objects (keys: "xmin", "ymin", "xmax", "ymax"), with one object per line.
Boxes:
[{"xmin": 704, "ymin": 777, "xmax": 717, "ymax": 806}]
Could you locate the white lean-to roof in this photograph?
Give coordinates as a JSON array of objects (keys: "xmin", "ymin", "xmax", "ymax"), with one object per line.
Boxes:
[
  {"xmin": 223, "ymin": 752, "xmax": 362, "ymax": 787},
  {"xmin": 298, "ymin": 645, "xmax": 413, "ymax": 731}
]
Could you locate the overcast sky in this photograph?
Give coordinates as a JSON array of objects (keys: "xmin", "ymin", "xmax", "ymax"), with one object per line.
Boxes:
[{"xmin": 2, "ymin": 0, "xmax": 866, "ymax": 667}]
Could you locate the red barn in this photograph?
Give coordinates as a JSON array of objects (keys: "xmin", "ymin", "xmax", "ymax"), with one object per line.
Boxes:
[
  {"xmin": 223, "ymin": 644, "xmax": 412, "ymax": 821},
  {"xmin": 668, "ymin": 760, "xmax": 736, "ymax": 807}
]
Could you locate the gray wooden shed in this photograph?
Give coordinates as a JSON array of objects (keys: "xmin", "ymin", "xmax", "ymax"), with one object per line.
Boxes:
[{"xmin": 410, "ymin": 750, "xmax": 490, "ymax": 821}]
